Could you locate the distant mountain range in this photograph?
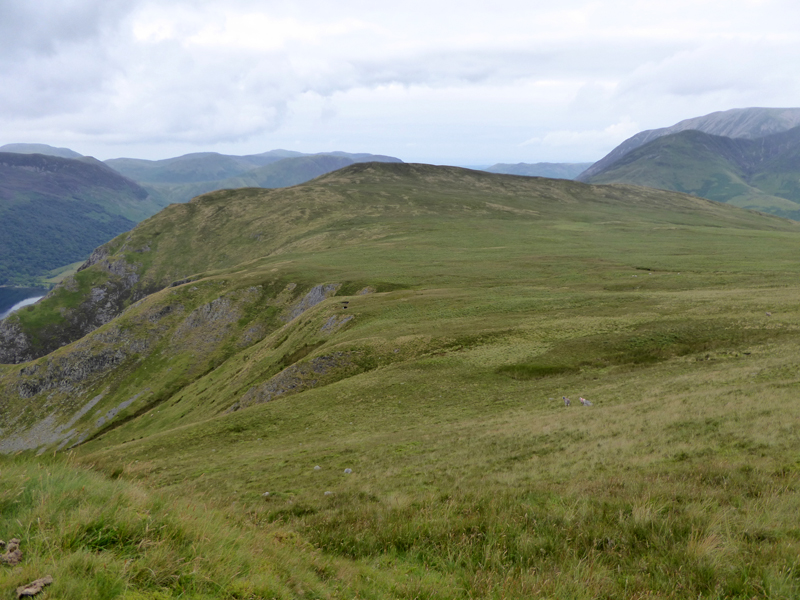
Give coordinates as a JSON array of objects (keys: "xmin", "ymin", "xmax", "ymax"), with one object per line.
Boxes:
[
  {"xmin": 111, "ymin": 151, "xmax": 403, "ymax": 204},
  {"xmin": 0, "ymin": 144, "xmax": 403, "ymax": 290},
  {"xmin": 0, "ymin": 143, "xmax": 84, "ymax": 159},
  {"xmin": 484, "ymin": 162, "xmax": 593, "ymax": 180},
  {"xmin": 578, "ymin": 107, "xmax": 800, "ymax": 219}
]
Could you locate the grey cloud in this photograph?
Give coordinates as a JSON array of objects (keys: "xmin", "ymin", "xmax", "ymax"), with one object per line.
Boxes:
[
  {"xmin": 1, "ymin": 0, "xmax": 798, "ymax": 164},
  {"xmin": 0, "ymin": 1, "xmax": 134, "ymax": 58},
  {"xmin": 616, "ymin": 40, "xmax": 800, "ymax": 100}
]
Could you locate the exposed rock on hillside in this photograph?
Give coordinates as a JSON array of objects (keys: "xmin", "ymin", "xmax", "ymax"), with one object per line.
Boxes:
[
  {"xmin": 0, "ymin": 323, "xmax": 154, "ymax": 453},
  {"xmin": 284, "ymin": 283, "xmax": 341, "ymax": 321},
  {"xmin": 0, "ymin": 247, "xmax": 157, "ymax": 364},
  {"xmin": 229, "ymin": 351, "xmax": 357, "ymax": 412},
  {"xmin": 0, "ymin": 275, "xmax": 345, "ymax": 453}
]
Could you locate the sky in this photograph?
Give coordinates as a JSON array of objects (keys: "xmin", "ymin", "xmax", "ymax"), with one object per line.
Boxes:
[{"xmin": 1, "ymin": 0, "xmax": 799, "ymax": 165}]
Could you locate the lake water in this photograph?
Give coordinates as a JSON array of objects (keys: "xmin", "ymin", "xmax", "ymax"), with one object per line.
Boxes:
[{"xmin": 0, "ymin": 296, "xmax": 45, "ymax": 320}]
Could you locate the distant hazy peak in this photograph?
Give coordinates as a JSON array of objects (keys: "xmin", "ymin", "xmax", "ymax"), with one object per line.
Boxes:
[
  {"xmin": 484, "ymin": 162, "xmax": 593, "ymax": 180},
  {"xmin": 578, "ymin": 107, "xmax": 800, "ymax": 181},
  {"xmin": 0, "ymin": 143, "xmax": 83, "ymax": 159}
]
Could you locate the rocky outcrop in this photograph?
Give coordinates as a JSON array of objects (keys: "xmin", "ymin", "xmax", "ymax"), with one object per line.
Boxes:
[
  {"xmin": 0, "ymin": 320, "xmax": 32, "ymax": 364},
  {"xmin": 320, "ymin": 314, "xmax": 353, "ymax": 333},
  {"xmin": 0, "ymin": 251, "xmax": 159, "ymax": 364},
  {"xmin": 15, "ymin": 328, "xmax": 148, "ymax": 399},
  {"xmin": 0, "ymin": 538, "xmax": 22, "ymax": 566},
  {"xmin": 228, "ymin": 352, "xmax": 354, "ymax": 412},
  {"xmin": 283, "ymin": 283, "xmax": 340, "ymax": 321},
  {"xmin": 0, "ymin": 322, "xmax": 153, "ymax": 453},
  {"xmin": 17, "ymin": 575, "xmax": 53, "ymax": 598}
]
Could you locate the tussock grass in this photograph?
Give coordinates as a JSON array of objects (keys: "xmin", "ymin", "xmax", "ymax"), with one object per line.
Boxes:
[
  {"xmin": 1, "ymin": 455, "xmax": 456, "ymax": 599},
  {"xmin": 7, "ymin": 164, "xmax": 800, "ymax": 597}
]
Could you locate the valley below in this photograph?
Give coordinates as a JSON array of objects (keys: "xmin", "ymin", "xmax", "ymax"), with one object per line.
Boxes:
[{"xmin": 2, "ymin": 163, "xmax": 800, "ymax": 599}]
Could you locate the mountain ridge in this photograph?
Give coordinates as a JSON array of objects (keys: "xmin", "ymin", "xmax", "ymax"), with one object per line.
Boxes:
[
  {"xmin": 578, "ymin": 107, "xmax": 800, "ymax": 181},
  {"xmin": 1, "ymin": 161, "xmax": 792, "ymax": 367},
  {"xmin": 582, "ymin": 125, "xmax": 800, "ymax": 218},
  {"xmin": 105, "ymin": 150, "xmax": 402, "ymax": 185},
  {"xmin": 0, "ymin": 143, "xmax": 84, "ymax": 159},
  {"xmin": 3, "ymin": 161, "xmax": 800, "ymax": 596}
]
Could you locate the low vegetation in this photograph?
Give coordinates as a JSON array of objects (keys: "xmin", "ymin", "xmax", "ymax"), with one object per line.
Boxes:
[{"xmin": 3, "ymin": 163, "xmax": 800, "ymax": 598}]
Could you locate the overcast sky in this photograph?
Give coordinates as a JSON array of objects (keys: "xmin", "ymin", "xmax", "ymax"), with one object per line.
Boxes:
[{"xmin": 1, "ymin": 0, "xmax": 799, "ymax": 165}]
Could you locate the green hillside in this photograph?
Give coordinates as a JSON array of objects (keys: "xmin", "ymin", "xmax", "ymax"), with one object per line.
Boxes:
[
  {"xmin": 2, "ymin": 163, "xmax": 800, "ymax": 598},
  {"xmin": 0, "ymin": 152, "xmax": 165, "ymax": 287},
  {"xmin": 584, "ymin": 128, "xmax": 800, "ymax": 219}
]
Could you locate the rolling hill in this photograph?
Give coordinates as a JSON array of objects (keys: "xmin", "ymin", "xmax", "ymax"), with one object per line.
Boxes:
[
  {"xmin": 582, "ymin": 126, "xmax": 800, "ymax": 219},
  {"xmin": 0, "ymin": 152, "xmax": 164, "ymax": 287},
  {"xmin": 2, "ymin": 163, "xmax": 800, "ymax": 598},
  {"xmin": 0, "ymin": 144, "xmax": 400, "ymax": 300}
]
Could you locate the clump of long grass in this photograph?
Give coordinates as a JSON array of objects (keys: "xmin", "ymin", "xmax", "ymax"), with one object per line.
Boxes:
[
  {"xmin": 0, "ymin": 455, "xmax": 344, "ymax": 599},
  {"xmin": 250, "ymin": 461, "xmax": 800, "ymax": 599}
]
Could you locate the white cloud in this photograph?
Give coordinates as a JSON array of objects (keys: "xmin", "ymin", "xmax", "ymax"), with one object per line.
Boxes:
[{"xmin": 1, "ymin": 0, "xmax": 799, "ymax": 162}]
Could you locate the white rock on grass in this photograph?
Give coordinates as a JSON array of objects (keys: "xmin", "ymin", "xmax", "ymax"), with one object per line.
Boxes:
[
  {"xmin": 344, "ymin": 468, "xmax": 352, "ymax": 474},
  {"xmin": 314, "ymin": 465, "xmax": 321, "ymax": 470}
]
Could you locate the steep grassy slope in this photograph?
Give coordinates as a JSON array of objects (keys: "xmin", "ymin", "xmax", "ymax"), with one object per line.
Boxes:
[
  {"xmin": 584, "ymin": 128, "xmax": 800, "ymax": 218},
  {"xmin": 0, "ymin": 153, "xmax": 164, "ymax": 287},
  {"xmin": 3, "ymin": 163, "xmax": 800, "ymax": 598}
]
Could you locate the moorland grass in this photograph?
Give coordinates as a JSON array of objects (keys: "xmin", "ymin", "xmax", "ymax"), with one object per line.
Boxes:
[
  {"xmin": 0, "ymin": 455, "xmax": 450, "ymax": 599},
  {"xmin": 6, "ymin": 165, "xmax": 800, "ymax": 598}
]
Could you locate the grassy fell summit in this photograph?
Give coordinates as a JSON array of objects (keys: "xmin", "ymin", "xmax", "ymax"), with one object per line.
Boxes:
[{"xmin": 3, "ymin": 162, "xmax": 800, "ymax": 598}]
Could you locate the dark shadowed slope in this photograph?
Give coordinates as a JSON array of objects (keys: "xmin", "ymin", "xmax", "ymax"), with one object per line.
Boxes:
[{"xmin": 0, "ymin": 153, "xmax": 162, "ymax": 286}]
